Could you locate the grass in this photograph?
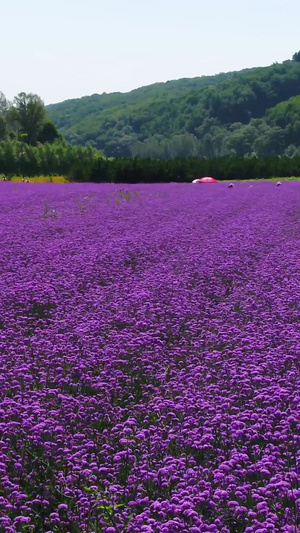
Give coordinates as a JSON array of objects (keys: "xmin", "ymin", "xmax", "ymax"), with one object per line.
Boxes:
[
  {"xmin": 220, "ymin": 176, "xmax": 300, "ymax": 182},
  {"xmin": 6, "ymin": 175, "xmax": 300, "ymax": 184},
  {"xmin": 10, "ymin": 175, "xmax": 68, "ymax": 183},
  {"xmin": 244, "ymin": 176, "xmax": 300, "ymax": 182}
]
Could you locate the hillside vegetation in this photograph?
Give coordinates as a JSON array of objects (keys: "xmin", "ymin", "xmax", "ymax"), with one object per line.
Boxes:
[{"xmin": 47, "ymin": 56, "xmax": 300, "ymax": 158}]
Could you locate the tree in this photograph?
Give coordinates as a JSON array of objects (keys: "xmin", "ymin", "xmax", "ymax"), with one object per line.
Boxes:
[
  {"xmin": 0, "ymin": 92, "xmax": 10, "ymax": 140},
  {"xmin": 0, "ymin": 92, "xmax": 9, "ymax": 119},
  {"xmin": 13, "ymin": 92, "xmax": 46, "ymax": 144},
  {"xmin": 6, "ymin": 106, "xmax": 20, "ymax": 136},
  {"xmin": 0, "ymin": 119, "xmax": 6, "ymax": 141},
  {"xmin": 292, "ymin": 51, "xmax": 300, "ymax": 62},
  {"xmin": 38, "ymin": 121, "xmax": 61, "ymax": 144}
]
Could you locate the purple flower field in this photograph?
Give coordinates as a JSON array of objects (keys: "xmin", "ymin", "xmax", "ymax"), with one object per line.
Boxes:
[{"xmin": 0, "ymin": 182, "xmax": 299, "ymax": 533}]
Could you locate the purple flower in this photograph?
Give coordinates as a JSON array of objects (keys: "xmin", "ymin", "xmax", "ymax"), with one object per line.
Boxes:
[{"xmin": 0, "ymin": 182, "xmax": 299, "ymax": 531}]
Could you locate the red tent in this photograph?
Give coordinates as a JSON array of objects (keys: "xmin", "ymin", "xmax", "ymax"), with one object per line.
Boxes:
[{"xmin": 198, "ymin": 177, "xmax": 218, "ymax": 183}]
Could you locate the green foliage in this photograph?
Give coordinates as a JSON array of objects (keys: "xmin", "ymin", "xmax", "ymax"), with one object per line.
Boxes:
[
  {"xmin": 1, "ymin": 137, "xmax": 300, "ymax": 182},
  {"xmin": 0, "ymin": 91, "xmax": 63, "ymax": 149},
  {"xmin": 292, "ymin": 51, "xmax": 300, "ymax": 62},
  {"xmin": 13, "ymin": 92, "xmax": 46, "ymax": 144},
  {"xmin": 0, "ymin": 92, "xmax": 10, "ymax": 141},
  {"xmin": 38, "ymin": 121, "xmax": 61, "ymax": 143},
  {"xmin": 0, "ymin": 139, "xmax": 103, "ymax": 180},
  {"xmin": 46, "ymin": 59, "xmax": 300, "ymax": 158}
]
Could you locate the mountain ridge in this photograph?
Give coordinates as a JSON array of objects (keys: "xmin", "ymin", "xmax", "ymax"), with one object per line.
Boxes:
[{"xmin": 47, "ymin": 58, "xmax": 300, "ymax": 158}]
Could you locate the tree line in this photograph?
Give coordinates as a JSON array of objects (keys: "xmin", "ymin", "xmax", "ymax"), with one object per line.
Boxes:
[{"xmin": 1, "ymin": 138, "xmax": 300, "ymax": 182}]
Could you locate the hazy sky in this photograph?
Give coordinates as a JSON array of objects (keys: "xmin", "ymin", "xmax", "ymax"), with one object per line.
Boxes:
[{"xmin": 1, "ymin": 0, "xmax": 300, "ymax": 104}]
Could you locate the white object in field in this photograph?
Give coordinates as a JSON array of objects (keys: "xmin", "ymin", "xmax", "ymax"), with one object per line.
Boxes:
[
  {"xmin": 192, "ymin": 179, "xmax": 199, "ymax": 184},
  {"xmin": 276, "ymin": 181, "xmax": 282, "ymax": 186},
  {"xmin": 228, "ymin": 183, "xmax": 234, "ymax": 188}
]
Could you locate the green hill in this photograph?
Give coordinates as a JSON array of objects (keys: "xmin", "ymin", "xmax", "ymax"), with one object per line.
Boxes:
[{"xmin": 47, "ymin": 58, "xmax": 300, "ymax": 158}]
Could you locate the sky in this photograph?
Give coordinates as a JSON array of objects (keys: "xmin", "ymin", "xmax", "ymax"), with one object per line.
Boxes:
[{"xmin": 1, "ymin": 0, "xmax": 300, "ymax": 105}]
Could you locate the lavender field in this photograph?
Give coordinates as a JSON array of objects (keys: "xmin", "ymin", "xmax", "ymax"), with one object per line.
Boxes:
[{"xmin": 0, "ymin": 182, "xmax": 299, "ymax": 533}]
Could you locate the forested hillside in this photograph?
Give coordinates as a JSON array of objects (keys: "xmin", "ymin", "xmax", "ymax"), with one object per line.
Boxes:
[{"xmin": 47, "ymin": 56, "xmax": 300, "ymax": 158}]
